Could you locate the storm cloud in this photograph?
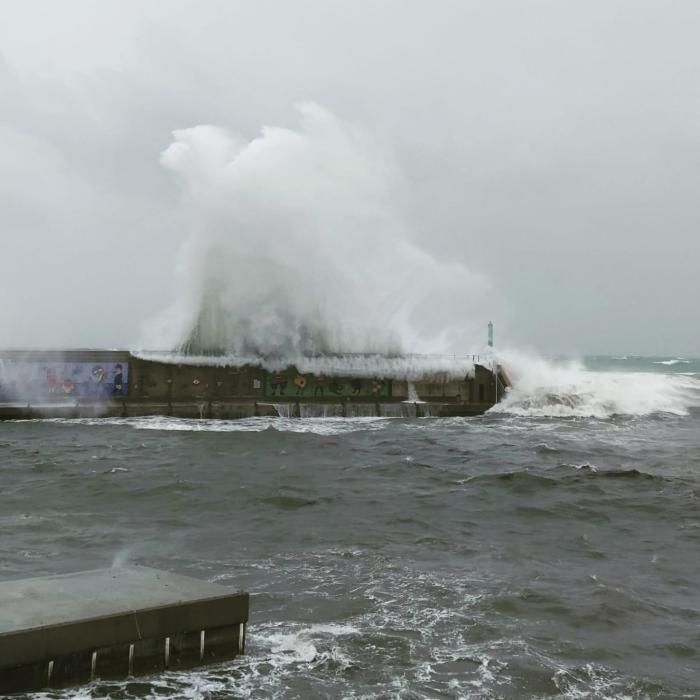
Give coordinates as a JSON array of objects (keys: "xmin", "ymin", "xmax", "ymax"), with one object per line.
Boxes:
[{"xmin": 1, "ymin": 0, "xmax": 698, "ymax": 355}]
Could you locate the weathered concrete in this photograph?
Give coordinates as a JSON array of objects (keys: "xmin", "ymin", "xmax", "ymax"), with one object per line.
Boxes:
[
  {"xmin": 0, "ymin": 566, "xmax": 249, "ymax": 694},
  {"xmin": 0, "ymin": 350, "xmax": 510, "ymax": 419}
]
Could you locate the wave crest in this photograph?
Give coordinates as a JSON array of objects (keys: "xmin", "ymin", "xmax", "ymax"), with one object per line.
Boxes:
[{"xmin": 491, "ymin": 352, "xmax": 700, "ymax": 418}]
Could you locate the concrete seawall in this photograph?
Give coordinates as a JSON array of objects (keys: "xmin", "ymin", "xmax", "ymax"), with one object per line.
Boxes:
[
  {"xmin": 0, "ymin": 350, "xmax": 509, "ymax": 420},
  {"xmin": 0, "ymin": 566, "xmax": 249, "ymax": 694}
]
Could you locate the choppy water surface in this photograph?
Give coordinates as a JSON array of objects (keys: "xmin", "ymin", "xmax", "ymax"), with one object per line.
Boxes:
[{"xmin": 2, "ymin": 357, "xmax": 700, "ymax": 699}]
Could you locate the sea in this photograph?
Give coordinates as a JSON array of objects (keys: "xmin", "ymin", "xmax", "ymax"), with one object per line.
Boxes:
[{"xmin": 1, "ymin": 355, "xmax": 699, "ymax": 699}]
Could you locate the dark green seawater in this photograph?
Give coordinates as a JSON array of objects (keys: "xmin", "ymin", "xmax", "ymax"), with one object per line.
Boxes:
[{"xmin": 1, "ymin": 356, "xmax": 699, "ymax": 699}]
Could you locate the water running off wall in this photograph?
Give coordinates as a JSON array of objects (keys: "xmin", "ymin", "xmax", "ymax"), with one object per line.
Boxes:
[
  {"xmin": 133, "ymin": 350, "xmax": 482, "ymax": 382},
  {"xmin": 141, "ymin": 103, "xmax": 490, "ymax": 359}
]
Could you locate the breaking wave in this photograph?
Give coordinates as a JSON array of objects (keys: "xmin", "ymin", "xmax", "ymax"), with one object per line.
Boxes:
[
  {"xmin": 142, "ymin": 103, "xmax": 491, "ymax": 358},
  {"xmin": 491, "ymin": 352, "xmax": 700, "ymax": 418}
]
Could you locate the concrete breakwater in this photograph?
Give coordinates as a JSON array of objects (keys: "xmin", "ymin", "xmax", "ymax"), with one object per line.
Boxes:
[
  {"xmin": 0, "ymin": 566, "xmax": 249, "ymax": 694},
  {"xmin": 0, "ymin": 350, "xmax": 509, "ymax": 420}
]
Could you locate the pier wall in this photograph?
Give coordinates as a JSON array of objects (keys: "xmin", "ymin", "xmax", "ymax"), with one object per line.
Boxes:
[{"xmin": 0, "ymin": 350, "xmax": 506, "ymax": 419}]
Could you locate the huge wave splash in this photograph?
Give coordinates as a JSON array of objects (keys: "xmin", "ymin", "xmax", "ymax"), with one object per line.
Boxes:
[{"xmin": 141, "ymin": 103, "xmax": 489, "ymax": 358}]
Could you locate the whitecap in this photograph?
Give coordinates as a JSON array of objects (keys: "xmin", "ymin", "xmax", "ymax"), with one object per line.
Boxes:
[
  {"xmin": 490, "ymin": 350, "xmax": 700, "ymax": 419},
  {"xmin": 17, "ymin": 415, "xmax": 392, "ymax": 436}
]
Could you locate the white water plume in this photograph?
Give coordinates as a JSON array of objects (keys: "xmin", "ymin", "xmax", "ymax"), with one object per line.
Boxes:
[
  {"xmin": 142, "ymin": 103, "xmax": 489, "ymax": 358},
  {"xmin": 134, "ymin": 350, "xmax": 478, "ymax": 381},
  {"xmin": 492, "ymin": 350, "xmax": 700, "ymax": 418}
]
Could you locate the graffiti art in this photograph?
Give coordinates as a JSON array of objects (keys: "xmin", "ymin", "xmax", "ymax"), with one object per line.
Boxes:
[
  {"xmin": 265, "ymin": 370, "xmax": 389, "ymax": 398},
  {"xmin": 0, "ymin": 362, "xmax": 129, "ymax": 402}
]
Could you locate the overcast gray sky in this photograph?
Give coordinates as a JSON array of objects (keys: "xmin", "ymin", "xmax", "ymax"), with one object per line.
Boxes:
[{"xmin": 1, "ymin": 0, "xmax": 698, "ymax": 356}]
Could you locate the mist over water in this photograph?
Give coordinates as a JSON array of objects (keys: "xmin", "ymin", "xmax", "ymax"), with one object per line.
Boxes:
[{"xmin": 142, "ymin": 103, "xmax": 489, "ymax": 358}]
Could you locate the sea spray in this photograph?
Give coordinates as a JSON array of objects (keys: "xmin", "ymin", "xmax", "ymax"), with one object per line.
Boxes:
[
  {"xmin": 141, "ymin": 103, "xmax": 490, "ymax": 358},
  {"xmin": 491, "ymin": 350, "xmax": 700, "ymax": 418},
  {"xmin": 133, "ymin": 350, "xmax": 479, "ymax": 381}
]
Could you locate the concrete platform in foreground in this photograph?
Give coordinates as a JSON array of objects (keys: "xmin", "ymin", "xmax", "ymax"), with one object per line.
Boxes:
[{"xmin": 0, "ymin": 566, "xmax": 249, "ymax": 694}]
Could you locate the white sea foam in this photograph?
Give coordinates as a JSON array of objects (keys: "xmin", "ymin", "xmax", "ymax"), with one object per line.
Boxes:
[
  {"xmin": 25, "ymin": 415, "xmax": 392, "ymax": 435},
  {"xmin": 491, "ymin": 350, "xmax": 700, "ymax": 418},
  {"xmin": 261, "ymin": 622, "xmax": 359, "ymax": 664},
  {"xmin": 265, "ymin": 630, "xmax": 318, "ymax": 663},
  {"xmin": 132, "ymin": 350, "xmax": 478, "ymax": 381},
  {"xmin": 551, "ymin": 662, "xmax": 654, "ymax": 700},
  {"xmin": 653, "ymin": 358, "xmax": 691, "ymax": 366}
]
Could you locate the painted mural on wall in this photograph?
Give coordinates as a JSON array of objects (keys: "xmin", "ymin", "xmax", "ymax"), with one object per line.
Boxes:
[
  {"xmin": 267, "ymin": 370, "xmax": 389, "ymax": 398},
  {"xmin": 0, "ymin": 362, "xmax": 129, "ymax": 402}
]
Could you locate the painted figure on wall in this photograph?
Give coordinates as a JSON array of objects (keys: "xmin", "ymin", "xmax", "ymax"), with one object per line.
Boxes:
[
  {"xmin": 293, "ymin": 374, "xmax": 307, "ymax": 395},
  {"xmin": 264, "ymin": 371, "xmax": 389, "ymax": 399},
  {"xmin": 45, "ymin": 368, "xmax": 59, "ymax": 394},
  {"xmin": 371, "ymin": 379, "xmax": 384, "ymax": 394},
  {"xmin": 0, "ymin": 362, "xmax": 129, "ymax": 401},
  {"xmin": 270, "ymin": 373, "xmax": 288, "ymax": 396},
  {"xmin": 314, "ymin": 375, "xmax": 326, "ymax": 396},
  {"xmin": 113, "ymin": 364, "xmax": 125, "ymax": 395}
]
